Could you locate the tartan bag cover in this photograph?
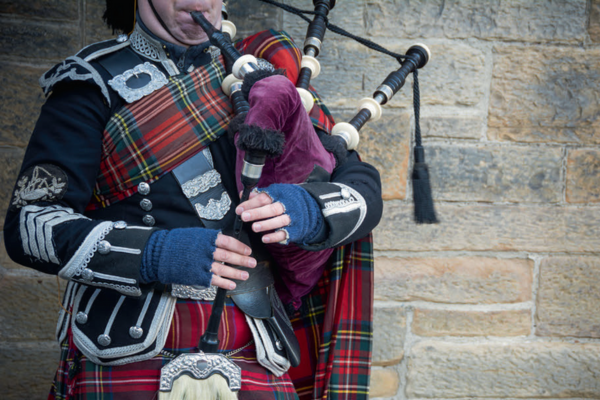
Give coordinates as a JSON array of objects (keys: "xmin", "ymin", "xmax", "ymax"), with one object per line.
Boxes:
[{"xmin": 87, "ymin": 29, "xmax": 334, "ymax": 210}]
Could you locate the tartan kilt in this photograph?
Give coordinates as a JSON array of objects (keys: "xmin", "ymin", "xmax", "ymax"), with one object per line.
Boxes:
[
  {"xmin": 48, "ymin": 298, "xmax": 300, "ymax": 400},
  {"xmin": 289, "ymin": 235, "xmax": 374, "ymax": 400}
]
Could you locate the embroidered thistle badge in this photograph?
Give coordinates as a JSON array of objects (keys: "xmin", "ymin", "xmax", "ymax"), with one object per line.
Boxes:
[{"xmin": 12, "ymin": 165, "xmax": 68, "ymax": 208}]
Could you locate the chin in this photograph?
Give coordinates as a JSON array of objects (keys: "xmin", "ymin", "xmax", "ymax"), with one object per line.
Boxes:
[
  {"xmin": 178, "ymin": 26, "xmax": 210, "ymax": 43},
  {"xmin": 175, "ymin": 9, "xmax": 221, "ymax": 42}
]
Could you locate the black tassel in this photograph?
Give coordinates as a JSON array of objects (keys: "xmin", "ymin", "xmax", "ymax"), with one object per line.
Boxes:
[
  {"xmin": 412, "ymin": 146, "xmax": 438, "ymax": 224},
  {"xmin": 411, "ymin": 69, "xmax": 438, "ymax": 224}
]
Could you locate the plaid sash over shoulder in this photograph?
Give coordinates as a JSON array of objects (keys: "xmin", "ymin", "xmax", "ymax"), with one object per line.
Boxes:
[
  {"xmin": 88, "ymin": 55, "xmax": 231, "ymax": 209},
  {"xmin": 88, "ymin": 30, "xmax": 334, "ymax": 209}
]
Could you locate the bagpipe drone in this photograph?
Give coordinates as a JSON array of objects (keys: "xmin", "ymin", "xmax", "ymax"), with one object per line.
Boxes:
[{"xmin": 159, "ymin": 1, "xmax": 436, "ymax": 398}]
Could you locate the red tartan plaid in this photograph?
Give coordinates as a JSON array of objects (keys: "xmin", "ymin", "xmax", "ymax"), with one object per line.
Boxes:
[
  {"xmin": 289, "ymin": 234, "xmax": 374, "ymax": 400},
  {"xmin": 87, "ymin": 55, "xmax": 232, "ymax": 210}
]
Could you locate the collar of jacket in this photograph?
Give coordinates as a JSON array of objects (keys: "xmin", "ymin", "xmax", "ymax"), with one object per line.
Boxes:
[{"xmin": 134, "ymin": 15, "xmax": 214, "ymax": 73}]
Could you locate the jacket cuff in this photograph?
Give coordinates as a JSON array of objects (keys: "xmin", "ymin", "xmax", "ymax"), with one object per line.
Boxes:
[
  {"xmin": 58, "ymin": 221, "xmax": 158, "ymax": 296},
  {"xmin": 298, "ymin": 182, "xmax": 367, "ymax": 251}
]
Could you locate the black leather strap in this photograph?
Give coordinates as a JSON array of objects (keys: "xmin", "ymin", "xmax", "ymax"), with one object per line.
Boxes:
[
  {"xmin": 97, "ymin": 47, "xmax": 146, "ymax": 80},
  {"xmin": 266, "ymin": 287, "xmax": 301, "ymax": 367}
]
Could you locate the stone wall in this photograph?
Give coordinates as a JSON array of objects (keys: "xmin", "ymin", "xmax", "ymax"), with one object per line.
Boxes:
[{"xmin": 0, "ymin": 0, "xmax": 599, "ymax": 398}]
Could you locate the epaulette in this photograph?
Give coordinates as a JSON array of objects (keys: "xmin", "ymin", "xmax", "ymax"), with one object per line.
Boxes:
[{"xmin": 39, "ymin": 34, "xmax": 130, "ymax": 107}]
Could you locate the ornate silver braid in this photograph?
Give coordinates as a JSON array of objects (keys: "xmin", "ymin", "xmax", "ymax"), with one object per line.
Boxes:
[
  {"xmin": 130, "ymin": 31, "xmax": 162, "ymax": 62},
  {"xmin": 171, "ymin": 284, "xmax": 217, "ymax": 301}
]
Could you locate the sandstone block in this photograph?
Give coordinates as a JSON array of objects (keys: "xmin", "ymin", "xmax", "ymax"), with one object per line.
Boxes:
[
  {"xmin": 489, "ymin": 45, "xmax": 600, "ymax": 144},
  {"xmin": 0, "ymin": 273, "xmax": 61, "ymax": 341},
  {"xmin": 412, "ymin": 309, "xmax": 531, "ymax": 337},
  {"xmin": 0, "ymin": 0, "xmax": 78, "ymax": 20},
  {"xmin": 0, "ymin": 18, "xmax": 80, "ymax": 60},
  {"xmin": 421, "ymin": 113, "xmax": 483, "ymax": 140},
  {"xmin": 283, "ymin": 0, "xmax": 365, "ymax": 44},
  {"xmin": 566, "ymin": 149, "xmax": 600, "ymax": 203},
  {"xmin": 373, "ymin": 305, "xmax": 406, "ymax": 366},
  {"xmin": 370, "ymin": 368, "xmax": 400, "ymax": 399},
  {"xmin": 536, "ymin": 256, "xmax": 600, "ymax": 338},
  {"xmin": 365, "ymin": 0, "xmax": 587, "ymax": 43},
  {"xmin": 0, "ymin": 63, "xmax": 46, "ymax": 147},
  {"xmin": 0, "ymin": 341, "xmax": 59, "ymax": 399},
  {"xmin": 228, "ymin": 0, "xmax": 282, "ymax": 39},
  {"xmin": 428, "ymin": 144, "xmax": 562, "ymax": 203},
  {"xmin": 374, "ymin": 257, "xmax": 532, "ymax": 304},
  {"xmin": 309, "ymin": 39, "xmax": 372, "ymax": 107},
  {"xmin": 407, "ymin": 341, "xmax": 600, "ymax": 398},
  {"xmin": 336, "ymin": 111, "xmax": 411, "ymax": 200},
  {"xmin": 375, "ymin": 202, "xmax": 600, "ymax": 252},
  {"xmin": 317, "ymin": 41, "xmax": 486, "ymax": 108},
  {"xmin": 0, "ymin": 147, "xmax": 25, "ymax": 227},
  {"xmin": 590, "ymin": 0, "xmax": 600, "ymax": 43}
]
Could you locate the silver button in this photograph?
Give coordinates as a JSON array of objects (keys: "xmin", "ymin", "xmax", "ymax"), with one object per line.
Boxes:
[
  {"xmin": 129, "ymin": 326, "xmax": 144, "ymax": 339},
  {"xmin": 97, "ymin": 334, "xmax": 111, "ymax": 347},
  {"xmin": 98, "ymin": 240, "xmax": 111, "ymax": 255},
  {"xmin": 138, "ymin": 182, "xmax": 151, "ymax": 195},
  {"xmin": 341, "ymin": 188, "xmax": 351, "ymax": 199},
  {"xmin": 143, "ymin": 215, "xmax": 155, "ymax": 226},
  {"xmin": 275, "ymin": 340, "xmax": 283, "ymax": 351},
  {"xmin": 140, "ymin": 198, "xmax": 153, "ymax": 212},
  {"xmin": 76, "ymin": 312, "xmax": 88, "ymax": 324},
  {"xmin": 116, "ymin": 34, "xmax": 128, "ymax": 43},
  {"xmin": 113, "ymin": 221, "xmax": 128, "ymax": 230},
  {"xmin": 81, "ymin": 268, "xmax": 94, "ymax": 281}
]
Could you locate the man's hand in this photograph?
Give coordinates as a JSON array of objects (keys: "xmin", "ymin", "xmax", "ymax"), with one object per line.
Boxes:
[
  {"xmin": 236, "ymin": 184, "xmax": 324, "ymax": 245},
  {"xmin": 236, "ymin": 191, "xmax": 290, "ymax": 243},
  {"xmin": 211, "ymin": 233, "xmax": 257, "ymax": 290},
  {"xmin": 141, "ymin": 228, "xmax": 256, "ymax": 290}
]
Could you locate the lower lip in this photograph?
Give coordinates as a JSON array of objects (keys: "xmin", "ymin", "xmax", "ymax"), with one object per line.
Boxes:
[{"xmin": 186, "ymin": 10, "xmax": 209, "ymax": 17}]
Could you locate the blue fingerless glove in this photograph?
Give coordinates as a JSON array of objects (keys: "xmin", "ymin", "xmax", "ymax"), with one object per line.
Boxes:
[
  {"xmin": 258, "ymin": 183, "xmax": 324, "ymax": 245},
  {"xmin": 140, "ymin": 228, "xmax": 219, "ymax": 286}
]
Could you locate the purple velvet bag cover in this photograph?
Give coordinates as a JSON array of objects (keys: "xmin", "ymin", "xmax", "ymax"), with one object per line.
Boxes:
[
  {"xmin": 235, "ymin": 75, "xmax": 336, "ymax": 190},
  {"xmin": 234, "ymin": 75, "xmax": 336, "ymax": 308}
]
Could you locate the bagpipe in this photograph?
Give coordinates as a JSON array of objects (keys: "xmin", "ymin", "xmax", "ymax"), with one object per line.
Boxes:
[{"xmin": 159, "ymin": 1, "xmax": 436, "ymax": 398}]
